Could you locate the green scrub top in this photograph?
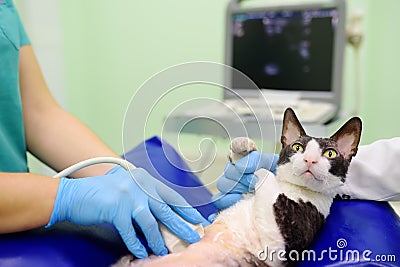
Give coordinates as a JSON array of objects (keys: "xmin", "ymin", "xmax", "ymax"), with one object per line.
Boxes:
[{"xmin": 0, "ymin": 0, "xmax": 30, "ymax": 172}]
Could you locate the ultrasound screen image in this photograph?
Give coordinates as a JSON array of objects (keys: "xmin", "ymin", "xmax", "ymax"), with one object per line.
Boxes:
[{"xmin": 231, "ymin": 8, "xmax": 338, "ymax": 91}]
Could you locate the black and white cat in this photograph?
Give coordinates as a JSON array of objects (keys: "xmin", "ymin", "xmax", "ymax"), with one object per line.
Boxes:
[
  {"xmin": 113, "ymin": 108, "xmax": 362, "ymax": 267},
  {"xmin": 215, "ymin": 108, "xmax": 362, "ymax": 266}
]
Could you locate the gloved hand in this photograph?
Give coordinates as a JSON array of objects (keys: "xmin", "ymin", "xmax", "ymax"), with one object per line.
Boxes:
[
  {"xmin": 211, "ymin": 151, "xmax": 279, "ymax": 211},
  {"xmin": 46, "ymin": 166, "xmax": 209, "ymax": 258}
]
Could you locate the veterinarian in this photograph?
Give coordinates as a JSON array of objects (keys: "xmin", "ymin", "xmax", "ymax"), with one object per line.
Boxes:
[
  {"xmin": 0, "ymin": 0, "xmax": 208, "ymax": 259},
  {"xmin": 213, "ymin": 137, "xmax": 400, "ymax": 209}
]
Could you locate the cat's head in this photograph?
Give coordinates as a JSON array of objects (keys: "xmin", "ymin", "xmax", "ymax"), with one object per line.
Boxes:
[{"xmin": 277, "ymin": 108, "xmax": 362, "ymax": 194}]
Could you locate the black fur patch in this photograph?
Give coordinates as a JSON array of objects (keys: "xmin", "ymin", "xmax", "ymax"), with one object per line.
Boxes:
[
  {"xmin": 328, "ymin": 155, "xmax": 349, "ymax": 182},
  {"xmin": 314, "ymin": 137, "xmax": 349, "ymax": 180},
  {"xmin": 273, "ymin": 194, "xmax": 325, "ymax": 264}
]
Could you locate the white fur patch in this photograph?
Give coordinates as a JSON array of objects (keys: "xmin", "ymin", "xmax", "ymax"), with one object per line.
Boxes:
[{"xmin": 215, "ymin": 170, "xmax": 286, "ymax": 267}]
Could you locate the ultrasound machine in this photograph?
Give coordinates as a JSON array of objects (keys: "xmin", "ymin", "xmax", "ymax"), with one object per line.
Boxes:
[{"xmin": 223, "ymin": 0, "xmax": 346, "ymax": 124}]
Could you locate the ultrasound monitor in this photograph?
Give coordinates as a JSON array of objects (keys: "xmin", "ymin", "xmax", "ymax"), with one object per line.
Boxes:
[{"xmin": 224, "ymin": 0, "xmax": 346, "ymax": 106}]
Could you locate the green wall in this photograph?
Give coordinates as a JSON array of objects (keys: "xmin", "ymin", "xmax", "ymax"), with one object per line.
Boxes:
[
  {"xmin": 362, "ymin": 0, "xmax": 400, "ymax": 144},
  {"xmin": 58, "ymin": 0, "xmax": 399, "ymax": 154},
  {"xmin": 59, "ymin": 1, "xmax": 228, "ymax": 153}
]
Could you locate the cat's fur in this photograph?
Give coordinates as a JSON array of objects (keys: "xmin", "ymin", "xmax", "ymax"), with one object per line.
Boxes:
[
  {"xmin": 214, "ymin": 108, "xmax": 362, "ymax": 266},
  {"xmin": 113, "ymin": 108, "xmax": 362, "ymax": 267}
]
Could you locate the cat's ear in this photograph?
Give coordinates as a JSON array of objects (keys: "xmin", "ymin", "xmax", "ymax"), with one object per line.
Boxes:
[
  {"xmin": 281, "ymin": 108, "xmax": 307, "ymax": 148},
  {"xmin": 330, "ymin": 117, "xmax": 362, "ymax": 160}
]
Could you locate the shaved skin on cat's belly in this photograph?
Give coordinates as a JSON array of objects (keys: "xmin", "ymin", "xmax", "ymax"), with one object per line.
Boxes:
[
  {"xmin": 113, "ymin": 170, "xmax": 327, "ymax": 267},
  {"xmin": 115, "ymin": 223, "xmax": 265, "ymax": 267}
]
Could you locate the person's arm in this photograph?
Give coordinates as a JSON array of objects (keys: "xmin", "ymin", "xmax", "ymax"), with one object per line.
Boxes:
[
  {"xmin": 0, "ymin": 173, "xmax": 59, "ymax": 233},
  {"xmin": 0, "ymin": 167, "xmax": 209, "ymax": 258},
  {"xmin": 19, "ymin": 45, "xmax": 118, "ymax": 177},
  {"xmin": 338, "ymin": 137, "xmax": 400, "ymax": 201}
]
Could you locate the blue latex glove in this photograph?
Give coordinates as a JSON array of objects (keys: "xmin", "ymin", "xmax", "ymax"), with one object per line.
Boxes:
[
  {"xmin": 46, "ymin": 166, "xmax": 209, "ymax": 258},
  {"xmin": 211, "ymin": 151, "xmax": 279, "ymax": 211}
]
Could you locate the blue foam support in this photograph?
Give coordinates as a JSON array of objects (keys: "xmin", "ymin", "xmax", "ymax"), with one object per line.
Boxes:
[
  {"xmin": 123, "ymin": 136, "xmax": 217, "ymax": 218},
  {"xmin": 0, "ymin": 223, "xmax": 128, "ymax": 267},
  {"xmin": 299, "ymin": 200, "xmax": 400, "ymax": 266}
]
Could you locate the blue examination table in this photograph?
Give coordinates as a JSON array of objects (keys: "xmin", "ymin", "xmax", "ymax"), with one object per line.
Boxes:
[{"xmin": 0, "ymin": 136, "xmax": 399, "ymax": 266}]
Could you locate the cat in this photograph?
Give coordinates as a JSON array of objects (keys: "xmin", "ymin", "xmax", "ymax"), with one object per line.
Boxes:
[{"xmin": 113, "ymin": 107, "xmax": 362, "ymax": 267}]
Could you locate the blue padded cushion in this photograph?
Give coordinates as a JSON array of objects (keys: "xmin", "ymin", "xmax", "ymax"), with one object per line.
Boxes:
[
  {"xmin": 0, "ymin": 136, "xmax": 399, "ymax": 267},
  {"xmin": 122, "ymin": 136, "xmax": 217, "ymax": 218},
  {"xmin": 300, "ymin": 200, "xmax": 400, "ymax": 266}
]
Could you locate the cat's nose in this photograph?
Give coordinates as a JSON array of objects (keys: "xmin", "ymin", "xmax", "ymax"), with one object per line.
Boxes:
[{"xmin": 304, "ymin": 158, "xmax": 318, "ymax": 167}]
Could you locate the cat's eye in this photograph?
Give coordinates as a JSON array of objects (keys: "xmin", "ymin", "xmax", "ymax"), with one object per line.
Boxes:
[
  {"xmin": 324, "ymin": 149, "xmax": 337, "ymax": 159},
  {"xmin": 292, "ymin": 143, "xmax": 304, "ymax": 152}
]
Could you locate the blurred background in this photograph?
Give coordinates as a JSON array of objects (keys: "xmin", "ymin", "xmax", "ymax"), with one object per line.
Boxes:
[{"xmin": 14, "ymin": 0, "xmax": 400, "ymax": 198}]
